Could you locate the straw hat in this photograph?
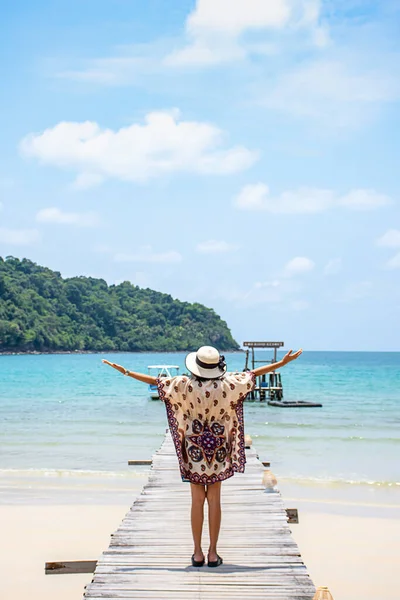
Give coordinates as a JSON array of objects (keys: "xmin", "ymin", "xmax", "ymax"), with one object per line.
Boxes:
[{"xmin": 185, "ymin": 346, "xmax": 227, "ymax": 379}]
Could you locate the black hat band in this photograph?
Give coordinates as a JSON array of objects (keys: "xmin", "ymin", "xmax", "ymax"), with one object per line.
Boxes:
[{"xmin": 196, "ymin": 355, "xmax": 226, "ymax": 370}]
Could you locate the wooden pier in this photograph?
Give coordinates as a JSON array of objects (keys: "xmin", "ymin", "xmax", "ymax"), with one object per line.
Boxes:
[
  {"xmin": 243, "ymin": 341, "xmax": 322, "ymax": 407},
  {"xmin": 244, "ymin": 341, "xmax": 285, "ymax": 401},
  {"xmin": 83, "ymin": 433, "xmax": 316, "ymax": 600}
]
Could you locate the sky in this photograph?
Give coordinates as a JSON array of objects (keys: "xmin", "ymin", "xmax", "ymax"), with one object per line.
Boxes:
[{"xmin": 0, "ymin": 0, "xmax": 399, "ymax": 351}]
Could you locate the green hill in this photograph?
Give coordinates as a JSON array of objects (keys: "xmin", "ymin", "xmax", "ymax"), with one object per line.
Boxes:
[{"xmin": 0, "ymin": 256, "xmax": 239, "ymax": 353}]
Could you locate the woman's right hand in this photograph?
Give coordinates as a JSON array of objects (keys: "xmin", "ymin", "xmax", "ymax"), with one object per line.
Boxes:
[{"xmin": 102, "ymin": 359, "xmax": 126, "ymax": 375}]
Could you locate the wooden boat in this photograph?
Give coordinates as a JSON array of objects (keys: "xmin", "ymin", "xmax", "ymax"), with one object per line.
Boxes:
[{"xmin": 147, "ymin": 365, "xmax": 180, "ymax": 400}]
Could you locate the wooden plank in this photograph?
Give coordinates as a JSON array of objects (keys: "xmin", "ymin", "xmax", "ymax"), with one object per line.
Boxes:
[
  {"xmin": 83, "ymin": 432, "xmax": 316, "ymax": 599},
  {"xmin": 45, "ymin": 560, "xmax": 97, "ymax": 575},
  {"xmin": 286, "ymin": 508, "xmax": 299, "ymax": 524}
]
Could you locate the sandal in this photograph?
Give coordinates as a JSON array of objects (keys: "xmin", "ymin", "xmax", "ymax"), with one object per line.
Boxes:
[
  {"xmin": 207, "ymin": 554, "xmax": 223, "ymax": 568},
  {"xmin": 191, "ymin": 554, "xmax": 205, "ymax": 567}
]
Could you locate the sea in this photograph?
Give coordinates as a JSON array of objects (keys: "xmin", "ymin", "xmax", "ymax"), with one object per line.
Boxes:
[{"xmin": 1, "ymin": 351, "xmax": 399, "ymax": 513}]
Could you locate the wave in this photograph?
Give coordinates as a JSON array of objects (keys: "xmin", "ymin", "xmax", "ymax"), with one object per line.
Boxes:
[
  {"xmin": 262, "ymin": 422, "xmax": 329, "ymax": 429},
  {"xmin": 0, "ymin": 468, "xmax": 148, "ymax": 479},
  {"xmin": 280, "ymin": 475, "xmax": 400, "ymax": 488},
  {"xmin": 0, "ymin": 469, "xmax": 398, "ymax": 489},
  {"xmin": 253, "ymin": 433, "xmax": 400, "ymax": 443},
  {"xmin": 261, "ymin": 421, "xmax": 397, "ymax": 430}
]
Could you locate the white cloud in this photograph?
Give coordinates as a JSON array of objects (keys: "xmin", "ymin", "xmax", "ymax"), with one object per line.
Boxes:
[
  {"xmin": 259, "ymin": 58, "xmax": 400, "ymax": 127},
  {"xmin": 234, "ymin": 184, "xmax": 392, "ymax": 213},
  {"xmin": 114, "ymin": 246, "xmax": 182, "ymax": 264},
  {"xmin": 323, "ymin": 258, "xmax": 342, "ymax": 275},
  {"xmin": 165, "ymin": 0, "xmax": 325, "ymax": 67},
  {"xmin": 284, "ymin": 257, "xmax": 315, "ymax": 277},
  {"xmin": 165, "ymin": 40, "xmax": 245, "ymax": 68},
  {"xmin": 234, "ymin": 183, "xmax": 271, "ymax": 211},
  {"xmin": 376, "ymin": 229, "xmax": 400, "ymax": 248},
  {"xmin": 196, "ymin": 240, "xmax": 237, "ymax": 253},
  {"xmin": 0, "ymin": 228, "xmax": 40, "ymax": 246},
  {"xmin": 20, "ymin": 111, "xmax": 257, "ymax": 185},
  {"xmin": 386, "ymin": 253, "xmax": 400, "ymax": 270},
  {"xmin": 56, "ymin": 0, "xmax": 326, "ymax": 80},
  {"xmin": 187, "ymin": 0, "xmax": 291, "ymax": 36},
  {"xmin": 36, "ymin": 207, "xmax": 100, "ymax": 227},
  {"xmin": 234, "ymin": 184, "xmax": 333, "ymax": 213},
  {"xmin": 72, "ymin": 173, "xmax": 104, "ymax": 190},
  {"xmin": 339, "ymin": 189, "xmax": 392, "ymax": 210}
]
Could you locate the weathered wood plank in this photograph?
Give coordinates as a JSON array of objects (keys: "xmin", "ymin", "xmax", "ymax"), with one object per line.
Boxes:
[
  {"xmin": 45, "ymin": 560, "xmax": 97, "ymax": 575},
  {"xmin": 83, "ymin": 432, "xmax": 315, "ymax": 599}
]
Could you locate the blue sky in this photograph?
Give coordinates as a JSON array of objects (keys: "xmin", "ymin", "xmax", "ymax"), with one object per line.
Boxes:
[{"xmin": 1, "ymin": 0, "xmax": 399, "ymax": 350}]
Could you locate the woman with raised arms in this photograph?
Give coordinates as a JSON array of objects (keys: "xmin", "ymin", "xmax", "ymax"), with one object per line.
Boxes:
[{"xmin": 103, "ymin": 345, "xmax": 302, "ymax": 568}]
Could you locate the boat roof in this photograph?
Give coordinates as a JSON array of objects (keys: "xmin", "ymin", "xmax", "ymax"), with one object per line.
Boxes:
[{"xmin": 148, "ymin": 365, "xmax": 180, "ymax": 369}]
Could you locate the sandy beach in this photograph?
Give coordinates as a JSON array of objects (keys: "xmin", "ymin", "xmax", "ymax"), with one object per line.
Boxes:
[
  {"xmin": 1, "ymin": 493, "xmax": 399, "ymax": 600},
  {"xmin": 0, "ymin": 504, "xmax": 127, "ymax": 600},
  {"xmin": 292, "ymin": 511, "xmax": 400, "ymax": 600}
]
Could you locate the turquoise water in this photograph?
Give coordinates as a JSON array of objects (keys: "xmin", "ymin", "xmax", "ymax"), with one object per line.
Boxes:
[{"xmin": 1, "ymin": 352, "xmax": 399, "ymax": 496}]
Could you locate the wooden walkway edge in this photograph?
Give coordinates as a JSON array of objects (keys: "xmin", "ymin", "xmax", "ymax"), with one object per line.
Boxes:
[{"xmin": 83, "ymin": 433, "xmax": 316, "ymax": 599}]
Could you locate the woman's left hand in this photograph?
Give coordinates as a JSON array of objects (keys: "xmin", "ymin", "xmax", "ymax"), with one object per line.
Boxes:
[
  {"xmin": 282, "ymin": 349, "xmax": 303, "ymax": 365},
  {"xmin": 102, "ymin": 359, "xmax": 126, "ymax": 374}
]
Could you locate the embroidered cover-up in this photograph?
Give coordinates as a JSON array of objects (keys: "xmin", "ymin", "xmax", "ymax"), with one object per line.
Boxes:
[{"xmin": 157, "ymin": 371, "xmax": 256, "ymax": 485}]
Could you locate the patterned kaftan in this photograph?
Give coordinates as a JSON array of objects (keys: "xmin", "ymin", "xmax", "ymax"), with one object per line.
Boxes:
[{"xmin": 157, "ymin": 371, "xmax": 256, "ymax": 485}]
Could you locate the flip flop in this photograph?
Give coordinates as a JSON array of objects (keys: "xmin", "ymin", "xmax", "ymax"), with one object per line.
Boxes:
[
  {"xmin": 207, "ymin": 555, "xmax": 223, "ymax": 568},
  {"xmin": 191, "ymin": 554, "xmax": 205, "ymax": 567}
]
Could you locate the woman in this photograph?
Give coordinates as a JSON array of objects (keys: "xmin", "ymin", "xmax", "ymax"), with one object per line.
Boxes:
[{"xmin": 102, "ymin": 345, "xmax": 302, "ymax": 568}]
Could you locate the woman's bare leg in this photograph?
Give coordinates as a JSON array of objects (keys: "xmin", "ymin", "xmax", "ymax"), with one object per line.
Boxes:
[
  {"xmin": 190, "ymin": 483, "xmax": 206, "ymax": 561},
  {"xmin": 206, "ymin": 481, "xmax": 221, "ymax": 562}
]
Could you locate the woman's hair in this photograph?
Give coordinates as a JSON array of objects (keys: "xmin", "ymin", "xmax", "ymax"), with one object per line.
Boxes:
[
  {"xmin": 192, "ymin": 374, "xmax": 224, "ymax": 383},
  {"xmin": 193, "ymin": 375, "xmax": 210, "ymax": 383}
]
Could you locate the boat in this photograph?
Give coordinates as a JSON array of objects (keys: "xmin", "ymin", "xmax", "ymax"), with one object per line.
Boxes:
[{"xmin": 147, "ymin": 365, "xmax": 180, "ymax": 400}]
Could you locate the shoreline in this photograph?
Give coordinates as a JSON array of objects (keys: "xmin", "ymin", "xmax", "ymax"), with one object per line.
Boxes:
[
  {"xmin": 2, "ymin": 349, "xmax": 400, "ymax": 356},
  {"xmin": 1, "ymin": 470, "xmax": 399, "ymax": 515},
  {"xmin": 0, "ymin": 349, "xmax": 245, "ymax": 356}
]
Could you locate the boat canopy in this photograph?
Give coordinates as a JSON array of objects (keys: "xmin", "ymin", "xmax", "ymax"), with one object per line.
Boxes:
[{"xmin": 148, "ymin": 365, "xmax": 180, "ymax": 370}]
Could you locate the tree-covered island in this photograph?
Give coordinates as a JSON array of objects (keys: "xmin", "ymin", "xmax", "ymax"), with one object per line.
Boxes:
[{"xmin": 0, "ymin": 256, "xmax": 240, "ymax": 353}]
